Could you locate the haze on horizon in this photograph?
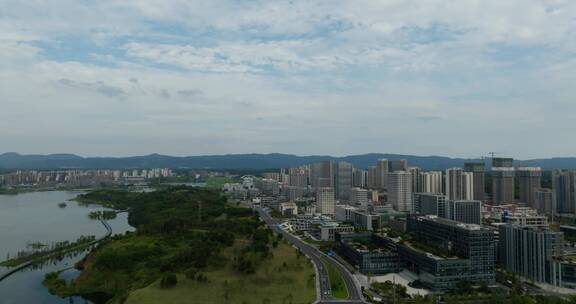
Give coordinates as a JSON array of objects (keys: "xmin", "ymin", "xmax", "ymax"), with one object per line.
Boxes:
[{"xmin": 2, "ymin": 1, "xmax": 576, "ymax": 159}]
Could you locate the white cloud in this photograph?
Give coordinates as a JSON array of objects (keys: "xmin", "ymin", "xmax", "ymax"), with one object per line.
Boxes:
[{"xmin": 1, "ymin": 0, "xmax": 576, "ymax": 157}]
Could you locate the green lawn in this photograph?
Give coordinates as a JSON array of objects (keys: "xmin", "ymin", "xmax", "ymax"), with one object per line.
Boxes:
[
  {"xmin": 125, "ymin": 241, "xmax": 316, "ymax": 304},
  {"xmin": 302, "ymin": 237, "xmax": 333, "ymax": 247},
  {"xmin": 205, "ymin": 177, "xmax": 236, "ymax": 190},
  {"xmin": 320, "ymin": 257, "xmax": 348, "ymax": 300}
]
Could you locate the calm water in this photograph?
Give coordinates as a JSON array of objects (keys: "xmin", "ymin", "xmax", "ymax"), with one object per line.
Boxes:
[{"xmin": 0, "ymin": 191, "xmax": 135, "ymax": 303}]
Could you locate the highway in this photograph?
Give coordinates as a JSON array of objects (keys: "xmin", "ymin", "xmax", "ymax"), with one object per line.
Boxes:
[{"xmin": 259, "ymin": 209, "xmax": 365, "ymax": 304}]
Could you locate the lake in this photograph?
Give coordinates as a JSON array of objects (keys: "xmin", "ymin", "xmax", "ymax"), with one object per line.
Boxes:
[{"xmin": 0, "ymin": 191, "xmax": 134, "ymax": 303}]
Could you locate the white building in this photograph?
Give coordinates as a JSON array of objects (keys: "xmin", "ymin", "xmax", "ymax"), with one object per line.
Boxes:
[
  {"xmin": 350, "ymin": 187, "xmax": 370, "ymax": 210},
  {"xmin": 446, "ymin": 168, "xmax": 474, "ymax": 201},
  {"xmin": 419, "ymin": 171, "xmax": 443, "ymax": 194},
  {"xmin": 387, "ymin": 171, "xmax": 413, "ymax": 212},
  {"xmin": 335, "ymin": 204, "xmax": 359, "ymax": 222}
]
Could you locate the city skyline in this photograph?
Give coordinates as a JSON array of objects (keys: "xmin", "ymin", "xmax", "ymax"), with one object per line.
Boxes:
[{"xmin": 2, "ymin": 1, "xmax": 576, "ymax": 158}]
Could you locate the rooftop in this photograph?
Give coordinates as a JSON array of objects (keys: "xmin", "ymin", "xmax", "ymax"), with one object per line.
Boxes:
[
  {"xmin": 417, "ymin": 215, "xmax": 484, "ymax": 231},
  {"xmin": 402, "ymin": 240, "xmax": 459, "ymax": 260}
]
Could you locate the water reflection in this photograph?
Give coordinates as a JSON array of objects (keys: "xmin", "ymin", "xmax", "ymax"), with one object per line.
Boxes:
[{"xmin": 0, "ymin": 191, "xmax": 134, "ymax": 303}]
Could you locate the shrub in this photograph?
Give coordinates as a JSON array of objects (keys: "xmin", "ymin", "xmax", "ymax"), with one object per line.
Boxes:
[
  {"xmin": 185, "ymin": 268, "xmax": 198, "ymax": 280},
  {"xmin": 160, "ymin": 272, "xmax": 178, "ymax": 288}
]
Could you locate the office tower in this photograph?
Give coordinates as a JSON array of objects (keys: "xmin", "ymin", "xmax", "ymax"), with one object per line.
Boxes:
[
  {"xmin": 535, "ymin": 188, "xmax": 556, "ymax": 215},
  {"xmin": 317, "ymin": 177, "xmax": 332, "ymax": 188},
  {"xmin": 414, "ymin": 193, "xmax": 480, "ymax": 224},
  {"xmin": 350, "ymin": 187, "xmax": 370, "ymax": 209},
  {"xmin": 388, "ymin": 159, "xmax": 408, "ymax": 172},
  {"xmin": 404, "ymin": 215, "xmax": 495, "ymax": 289},
  {"xmin": 464, "ymin": 162, "xmax": 485, "ymax": 201},
  {"xmin": 445, "ymin": 168, "xmax": 474, "ymax": 201},
  {"xmin": 284, "ymin": 186, "xmax": 305, "ymax": 201},
  {"xmin": 288, "ymin": 170, "xmax": 308, "ymax": 188},
  {"xmin": 367, "ymin": 166, "xmax": 377, "ymax": 189},
  {"xmin": 419, "ymin": 171, "xmax": 443, "ymax": 194},
  {"xmin": 335, "ymin": 162, "xmax": 353, "ymax": 201},
  {"xmin": 387, "ymin": 171, "xmax": 412, "ymax": 212},
  {"xmin": 492, "ymin": 167, "xmax": 515, "ymax": 205},
  {"xmin": 376, "ymin": 159, "xmax": 389, "ymax": 190},
  {"xmin": 499, "ymin": 225, "xmax": 564, "ymax": 284},
  {"xmin": 316, "ymin": 187, "xmax": 335, "ymax": 215},
  {"xmin": 517, "ymin": 167, "xmax": 542, "ymax": 208},
  {"xmin": 413, "ymin": 193, "xmax": 447, "ymax": 217},
  {"xmin": 409, "ymin": 167, "xmax": 420, "ymax": 193},
  {"xmin": 492, "ymin": 157, "xmax": 514, "ymax": 168},
  {"xmin": 258, "ymin": 178, "xmax": 280, "ymax": 196},
  {"xmin": 352, "ymin": 168, "xmax": 367, "ymax": 188},
  {"xmin": 447, "ymin": 200, "xmax": 481, "ymax": 225},
  {"xmin": 553, "ymin": 170, "xmax": 576, "ymax": 214},
  {"xmin": 311, "ymin": 160, "xmax": 334, "ymax": 188}
]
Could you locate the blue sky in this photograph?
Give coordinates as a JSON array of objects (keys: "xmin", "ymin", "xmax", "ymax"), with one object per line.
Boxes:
[{"xmin": 1, "ymin": 0, "xmax": 576, "ymax": 159}]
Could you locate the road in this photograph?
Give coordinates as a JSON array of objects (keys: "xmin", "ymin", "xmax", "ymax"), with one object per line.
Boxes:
[{"xmin": 259, "ymin": 209, "xmax": 365, "ymax": 304}]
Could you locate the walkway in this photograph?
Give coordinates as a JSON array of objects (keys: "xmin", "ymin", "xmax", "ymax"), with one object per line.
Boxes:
[{"xmin": 0, "ymin": 219, "xmax": 112, "ymax": 282}]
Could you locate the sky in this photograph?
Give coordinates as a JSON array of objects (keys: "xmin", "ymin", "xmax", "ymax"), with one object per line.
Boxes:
[{"xmin": 1, "ymin": 0, "xmax": 576, "ymax": 159}]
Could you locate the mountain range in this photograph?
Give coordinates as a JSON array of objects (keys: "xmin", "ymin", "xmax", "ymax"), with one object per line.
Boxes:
[{"xmin": 1, "ymin": 152, "xmax": 576, "ymax": 171}]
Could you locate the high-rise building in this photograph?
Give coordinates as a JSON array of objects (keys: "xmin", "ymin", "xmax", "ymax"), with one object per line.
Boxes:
[
  {"xmin": 499, "ymin": 225, "xmax": 564, "ymax": 284},
  {"xmin": 413, "ymin": 193, "xmax": 447, "ymax": 216},
  {"xmin": 388, "ymin": 159, "xmax": 408, "ymax": 172},
  {"xmin": 316, "ymin": 187, "xmax": 335, "ymax": 216},
  {"xmin": 409, "ymin": 167, "xmax": 421, "ymax": 193},
  {"xmin": 257, "ymin": 178, "xmax": 280, "ymax": 196},
  {"xmin": 517, "ymin": 167, "xmax": 542, "ymax": 208},
  {"xmin": 311, "ymin": 161, "xmax": 334, "ymax": 189},
  {"xmin": 288, "ymin": 170, "xmax": 308, "ymax": 188},
  {"xmin": 335, "ymin": 162, "xmax": 353, "ymax": 201},
  {"xmin": 492, "ymin": 167, "xmax": 515, "ymax": 205},
  {"xmin": 447, "ymin": 200, "xmax": 481, "ymax": 225},
  {"xmin": 283, "ymin": 185, "xmax": 305, "ymax": 201},
  {"xmin": 445, "ymin": 168, "xmax": 474, "ymax": 201},
  {"xmin": 350, "ymin": 187, "xmax": 370, "ymax": 210},
  {"xmin": 462, "ymin": 172, "xmax": 474, "ymax": 201},
  {"xmin": 387, "ymin": 171, "xmax": 412, "ymax": 212},
  {"xmin": 419, "ymin": 171, "xmax": 443, "ymax": 194},
  {"xmin": 352, "ymin": 168, "xmax": 367, "ymax": 188},
  {"xmin": 492, "ymin": 157, "xmax": 514, "ymax": 168},
  {"xmin": 367, "ymin": 166, "xmax": 378, "ymax": 189},
  {"xmin": 553, "ymin": 170, "xmax": 576, "ymax": 214},
  {"xmin": 535, "ymin": 188, "xmax": 556, "ymax": 215},
  {"xmin": 414, "ymin": 193, "xmax": 480, "ymax": 224},
  {"xmin": 464, "ymin": 162, "xmax": 485, "ymax": 201},
  {"xmin": 375, "ymin": 159, "xmax": 389, "ymax": 190}
]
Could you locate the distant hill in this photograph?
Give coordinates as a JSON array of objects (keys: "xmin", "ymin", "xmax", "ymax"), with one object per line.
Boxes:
[{"xmin": 0, "ymin": 152, "xmax": 575, "ymax": 171}]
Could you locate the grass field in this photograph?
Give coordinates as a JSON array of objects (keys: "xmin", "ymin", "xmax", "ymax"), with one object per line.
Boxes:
[
  {"xmin": 125, "ymin": 241, "xmax": 316, "ymax": 304},
  {"xmin": 320, "ymin": 257, "xmax": 348, "ymax": 300},
  {"xmin": 205, "ymin": 177, "xmax": 236, "ymax": 190},
  {"xmin": 301, "ymin": 236, "xmax": 333, "ymax": 247}
]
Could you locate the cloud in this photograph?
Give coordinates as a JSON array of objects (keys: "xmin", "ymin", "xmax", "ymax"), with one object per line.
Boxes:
[
  {"xmin": 177, "ymin": 89, "xmax": 203, "ymax": 97},
  {"xmin": 56, "ymin": 78, "xmax": 127, "ymax": 99},
  {"xmin": 1, "ymin": 1, "xmax": 576, "ymax": 158}
]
